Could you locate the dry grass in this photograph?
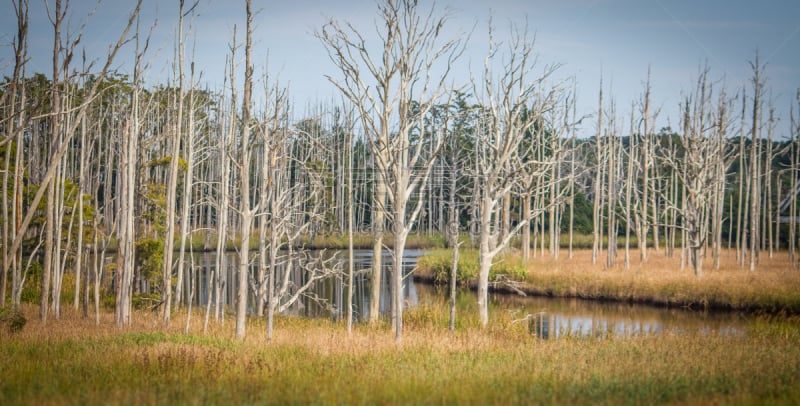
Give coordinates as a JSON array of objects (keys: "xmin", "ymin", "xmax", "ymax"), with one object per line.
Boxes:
[
  {"xmin": 417, "ymin": 248, "xmax": 800, "ymax": 313},
  {"xmin": 521, "ymin": 249, "xmax": 800, "ymax": 312},
  {"xmin": 2, "ymin": 301, "xmax": 800, "ymax": 405},
  {"xmin": 3, "ymin": 248, "xmax": 800, "ymax": 404}
]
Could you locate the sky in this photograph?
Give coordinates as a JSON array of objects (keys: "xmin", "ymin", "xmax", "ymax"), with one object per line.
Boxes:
[{"xmin": 2, "ymin": 0, "xmax": 799, "ymax": 138}]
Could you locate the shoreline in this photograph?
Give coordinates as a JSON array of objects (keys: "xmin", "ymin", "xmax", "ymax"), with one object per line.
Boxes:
[{"xmin": 413, "ymin": 248, "xmax": 800, "ymax": 316}]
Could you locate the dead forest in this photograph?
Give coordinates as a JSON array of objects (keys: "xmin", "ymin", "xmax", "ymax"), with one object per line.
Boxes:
[{"xmin": 1, "ymin": 0, "xmax": 799, "ymax": 341}]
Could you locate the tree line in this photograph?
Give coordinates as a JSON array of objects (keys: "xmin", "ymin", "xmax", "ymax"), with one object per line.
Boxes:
[{"xmin": 1, "ymin": 0, "xmax": 799, "ymax": 341}]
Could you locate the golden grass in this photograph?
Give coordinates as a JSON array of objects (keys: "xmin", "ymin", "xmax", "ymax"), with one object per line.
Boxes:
[
  {"xmin": 2, "ymin": 302, "xmax": 800, "ymax": 405},
  {"xmin": 523, "ymin": 249, "xmax": 800, "ymax": 312},
  {"xmin": 4, "ymin": 246, "xmax": 800, "ymax": 404},
  {"xmin": 416, "ymin": 248, "xmax": 800, "ymax": 313}
]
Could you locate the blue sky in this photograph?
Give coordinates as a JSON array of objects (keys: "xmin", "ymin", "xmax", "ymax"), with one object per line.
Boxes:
[{"xmin": 2, "ymin": 0, "xmax": 799, "ymax": 138}]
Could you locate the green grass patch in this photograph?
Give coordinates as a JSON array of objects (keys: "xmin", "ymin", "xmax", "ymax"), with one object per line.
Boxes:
[
  {"xmin": 415, "ymin": 248, "xmax": 527, "ymax": 284},
  {"xmin": 1, "ymin": 305, "xmax": 799, "ymax": 405}
]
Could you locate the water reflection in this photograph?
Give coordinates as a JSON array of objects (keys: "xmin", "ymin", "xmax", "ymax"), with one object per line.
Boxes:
[
  {"xmin": 177, "ymin": 250, "xmax": 424, "ymax": 322},
  {"xmin": 162, "ymin": 250, "xmax": 750, "ymax": 337},
  {"xmin": 415, "ymin": 284, "xmax": 750, "ymax": 338}
]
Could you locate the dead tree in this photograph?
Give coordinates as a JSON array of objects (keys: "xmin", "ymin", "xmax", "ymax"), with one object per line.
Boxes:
[
  {"xmin": 234, "ymin": 0, "xmax": 255, "ymax": 340},
  {"xmin": 116, "ymin": 14, "xmax": 150, "ymax": 326},
  {"xmin": 791, "ymin": 90, "xmax": 800, "ymax": 267},
  {"xmin": 749, "ymin": 54, "xmax": 765, "ymax": 272},
  {"xmin": 17, "ymin": 0, "xmax": 141, "ymax": 323},
  {"xmin": 662, "ymin": 69, "xmax": 731, "ymax": 278},
  {"xmin": 161, "ymin": 0, "xmax": 192, "ymax": 325},
  {"xmin": 319, "ymin": 0, "xmax": 463, "ymax": 342},
  {"xmin": 471, "ymin": 22, "xmax": 562, "ymax": 327},
  {"xmin": 2, "ymin": 0, "xmax": 29, "ymax": 308},
  {"xmin": 592, "ymin": 78, "xmax": 604, "ymax": 264}
]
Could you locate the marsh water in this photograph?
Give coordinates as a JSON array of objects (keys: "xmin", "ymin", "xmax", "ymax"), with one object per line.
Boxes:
[{"xmin": 165, "ymin": 249, "xmax": 751, "ymax": 338}]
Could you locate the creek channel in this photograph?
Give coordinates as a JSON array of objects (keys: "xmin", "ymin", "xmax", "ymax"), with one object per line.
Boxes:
[{"xmin": 158, "ymin": 249, "xmax": 752, "ymax": 338}]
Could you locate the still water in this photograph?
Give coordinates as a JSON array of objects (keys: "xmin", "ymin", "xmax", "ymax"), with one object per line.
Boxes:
[
  {"xmin": 175, "ymin": 249, "xmax": 425, "ymax": 321},
  {"xmin": 170, "ymin": 250, "xmax": 750, "ymax": 338}
]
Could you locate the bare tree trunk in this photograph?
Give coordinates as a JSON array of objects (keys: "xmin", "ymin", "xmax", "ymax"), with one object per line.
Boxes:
[
  {"xmin": 346, "ymin": 118, "xmax": 354, "ymax": 334},
  {"xmin": 93, "ymin": 227, "xmax": 102, "ymax": 325},
  {"xmin": 592, "ymin": 79, "xmax": 604, "ymax": 264},
  {"xmin": 215, "ymin": 55, "xmax": 235, "ymax": 323},
  {"xmin": 184, "ymin": 256, "xmax": 195, "ymax": 334},
  {"xmin": 665, "ymin": 69, "xmax": 730, "ymax": 278},
  {"xmin": 640, "ymin": 71, "xmax": 651, "ymax": 262},
  {"xmin": 449, "ymin": 238, "xmax": 459, "ymax": 332},
  {"xmin": 652, "ymin": 169, "xmax": 661, "ymax": 253},
  {"xmin": 549, "ymin": 144, "xmax": 558, "ymax": 257},
  {"xmin": 236, "ymin": 0, "xmax": 255, "ymax": 340},
  {"xmin": 3, "ymin": 0, "xmax": 27, "ymax": 307},
  {"xmin": 41, "ymin": 0, "xmax": 66, "ymax": 324},
  {"xmin": 791, "ymin": 91, "xmax": 800, "ymax": 266},
  {"xmin": 176, "ymin": 47, "xmax": 199, "ymax": 311},
  {"xmin": 766, "ymin": 103, "xmax": 775, "ymax": 258},
  {"xmin": 750, "ymin": 54, "xmax": 764, "ymax": 272},
  {"xmin": 369, "ymin": 171, "xmax": 385, "ymax": 323},
  {"xmin": 266, "ymin": 162, "xmax": 282, "ymax": 340},
  {"xmin": 203, "ymin": 270, "xmax": 214, "ymax": 335},
  {"xmin": 116, "ymin": 15, "xmax": 147, "ymax": 327},
  {"xmin": 522, "ymin": 195, "xmax": 531, "ymax": 262},
  {"xmin": 713, "ymin": 90, "xmax": 729, "ymax": 270},
  {"xmin": 10, "ymin": 77, "xmax": 25, "ymax": 308},
  {"xmin": 74, "ymin": 114, "xmax": 86, "ymax": 311},
  {"xmin": 256, "ymin": 139, "xmax": 268, "ymax": 319},
  {"xmin": 606, "ymin": 108, "xmax": 617, "ymax": 269},
  {"xmin": 776, "ymin": 178, "xmax": 781, "ymax": 253},
  {"xmin": 448, "ymin": 149, "xmax": 460, "ymax": 331},
  {"xmin": 669, "ymin": 160, "xmax": 678, "ymax": 258},
  {"xmin": 1, "ymin": 107, "xmax": 11, "ymax": 306},
  {"xmin": 116, "ymin": 72, "xmax": 135, "ymax": 327},
  {"xmin": 320, "ymin": 0, "xmax": 462, "ymax": 342},
  {"xmin": 163, "ymin": 0, "xmax": 189, "ymax": 325},
  {"xmin": 501, "ymin": 191, "xmax": 511, "ymax": 243},
  {"xmin": 39, "ymin": 8, "xmax": 61, "ymax": 324},
  {"xmin": 471, "ymin": 24, "xmax": 563, "ymax": 327},
  {"xmin": 738, "ymin": 90, "xmax": 748, "ymax": 267},
  {"xmin": 477, "ymin": 194, "xmax": 494, "ymax": 326},
  {"xmin": 568, "ymin": 91, "xmax": 577, "ymax": 259},
  {"xmin": 625, "ymin": 103, "xmax": 636, "ymax": 270},
  {"xmin": 391, "ymin": 204, "xmax": 406, "ymax": 342}
]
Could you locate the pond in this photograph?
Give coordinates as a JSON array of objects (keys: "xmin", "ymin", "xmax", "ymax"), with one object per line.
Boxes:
[
  {"xmin": 171, "ymin": 249, "xmax": 425, "ymax": 321},
  {"xmin": 163, "ymin": 249, "xmax": 751, "ymax": 338}
]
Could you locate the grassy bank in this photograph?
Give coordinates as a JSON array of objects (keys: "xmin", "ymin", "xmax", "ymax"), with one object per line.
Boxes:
[
  {"xmin": 122, "ymin": 231, "xmax": 447, "ymax": 253},
  {"xmin": 1, "ymin": 304, "xmax": 799, "ymax": 405},
  {"xmin": 415, "ymin": 248, "xmax": 800, "ymax": 314}
]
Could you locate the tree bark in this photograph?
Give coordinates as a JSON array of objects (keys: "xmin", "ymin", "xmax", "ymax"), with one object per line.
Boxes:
[{"xmin": 235, "ymin": 0, "xmax": 254, "ymax": 340}]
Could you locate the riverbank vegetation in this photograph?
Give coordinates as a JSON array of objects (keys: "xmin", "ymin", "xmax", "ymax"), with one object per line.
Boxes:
[
  {"xmin": 2, "ymin": 303, "xmax": 799, "ymax": 405},
  {"xmin": 416, "ymin": 248, "xmax": 800, "ymax": 314}
]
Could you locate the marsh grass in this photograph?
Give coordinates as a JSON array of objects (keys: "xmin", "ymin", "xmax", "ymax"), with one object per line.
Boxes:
[
  {"xmin": 2, "ymin": 302, "xmax": 800, "ymax": 405},
  {"xmin": 178, "ymin": 230, "xmax": 447, "ymax": 252},
  {"xmin": 416, "ymin": 248, "xmax": 528, "ymax": 283},
  {"xmin": 416, "ymin": 248, "xmax": 800, "ymax": 314}
]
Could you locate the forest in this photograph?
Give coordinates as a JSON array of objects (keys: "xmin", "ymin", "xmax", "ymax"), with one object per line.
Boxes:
[
  {"xmin": 3, "ymin": 1, "xmax": 800, "ymax": 404},
  {"xmin": 1, "ymin": 0, "xmax": 799, "ymax": 344}
]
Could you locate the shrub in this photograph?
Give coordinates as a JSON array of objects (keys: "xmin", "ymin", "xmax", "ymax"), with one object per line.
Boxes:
[
  {"xmin": 135, "ymin": 238, "xmax": 164, "ymax": 287},
  {"xmin": 0, "ymin": 306, "xmax": 26, "ymax": 333},
  {"xmin": 132, "ymin": 293, "xmax": 162, "ymax": 310},
  {"xmin": 416, "ymin": 249, "xmax": 527, "ymax": 284}
]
